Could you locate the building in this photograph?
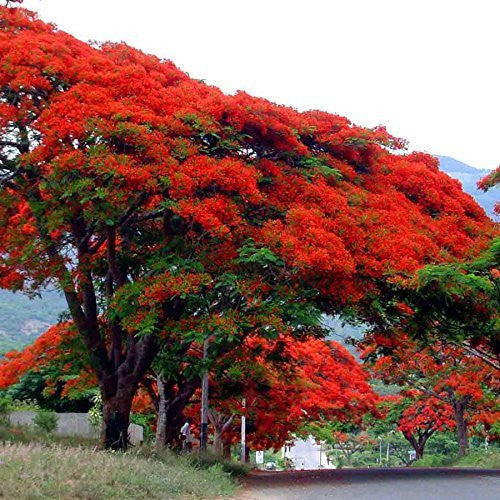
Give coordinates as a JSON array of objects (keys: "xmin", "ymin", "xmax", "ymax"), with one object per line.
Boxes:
[{"xmin": 282, "ymin": 436, "xmax": 335, "ymax": 470}]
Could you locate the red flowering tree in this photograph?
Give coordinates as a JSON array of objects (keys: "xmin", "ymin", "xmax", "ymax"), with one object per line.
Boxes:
[
  {"xmin": 478, "ymin": 166, "xmax": 499, "ymax": 216},
  {"xmin": 0, "ymin": 6, "xmax": 493, "ymax": 449},
  {"xmin": 377, "ymin": 394, "xmax": 455, "ymax": 460},
  {"xmin": 194, "ymin": 336, "xmax": 378, "ymax": 453},
  {"xmin": 362, "ymin": 334, "xmax": 498, "ymax": 455},
  {"xmin": 0, "ymin": 323, "xmax": 94, "ymax": 396}
]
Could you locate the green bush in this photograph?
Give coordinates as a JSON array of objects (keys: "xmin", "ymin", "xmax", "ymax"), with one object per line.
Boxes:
[
  {"xmin": 130, "ymin": 412, "xmax": 156, "ymax": 443},
  {"xmin": 187, "ymin": 450, "xmax": 249, "ymax": 477},
  {"xmin": 0, "ymin": 395, "xmax": 11, "ymax": 414},
  {"xmin": 9, "ymin": 398, "xmax": 40, "ymax": 411},
  {"xmin": 0, "ymin": 395, "xmax": 12, "ymax": 426},
  {"xmin": 33, "ymin": 410, "xmax": 58, "ymax": 434},
  {"xmin": 414, "ymin": 450, "xmax": 500, "ymax": 468},
  {"xmin": 454, "ymin": 450, "xmax": 500, "ymax": 468}
]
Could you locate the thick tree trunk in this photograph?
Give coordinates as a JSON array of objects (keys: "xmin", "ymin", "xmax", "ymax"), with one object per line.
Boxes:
[
  {"xmin": 100, "ymin": 379, "xmax": 136, "ymax": 450},
  {"xmin": 453, "ymin": 400, "xmax": 469, "ymax": 456}
]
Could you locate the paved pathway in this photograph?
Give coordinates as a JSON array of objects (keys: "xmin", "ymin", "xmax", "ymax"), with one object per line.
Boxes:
[{"xmin": 236, "ymin": 467, "xmax": 500, "ymax": 499}]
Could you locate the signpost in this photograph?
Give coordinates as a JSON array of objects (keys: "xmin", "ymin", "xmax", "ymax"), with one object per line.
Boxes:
[
  {"xmin": 200, "ymin": 338, "xmax": 209, "ymax": 451},
  {"xmin": 241, "ymin": 398, "xmax": 246, "ymax": 463},
  {"xmin": 256, "ymin": 450, "xmax": 264, "ymax": 465}
]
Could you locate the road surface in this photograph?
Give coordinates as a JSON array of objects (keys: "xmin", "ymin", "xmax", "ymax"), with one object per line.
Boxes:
[{"xmin": 236, "ymin": 467, "xmax": 500, "ymax": 499}]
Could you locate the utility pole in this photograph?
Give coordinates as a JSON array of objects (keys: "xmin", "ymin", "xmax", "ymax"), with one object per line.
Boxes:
[
  {"xmin": 200, "ymin": 338, "xmax": 209, "ymax": 451},
  {"xmin": 378, "ymin": 436, "xmax": 382, "ymax": 466},
  {"xmin": 241, "ymin": 398, "xmax": 246, "ymax": 463}
]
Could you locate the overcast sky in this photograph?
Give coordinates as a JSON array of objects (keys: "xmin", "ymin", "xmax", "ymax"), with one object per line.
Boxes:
[{"xmin": 22, "ymin": 0, "xmax": 499, "ymax": 170}]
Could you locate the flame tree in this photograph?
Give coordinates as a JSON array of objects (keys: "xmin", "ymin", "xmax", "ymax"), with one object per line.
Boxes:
[{"xmin": 0, "ymin": 6, "xmax": 493, "ymax": 448}]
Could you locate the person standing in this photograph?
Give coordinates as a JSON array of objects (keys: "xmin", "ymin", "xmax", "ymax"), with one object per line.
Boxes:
[{"xmin": 179, "ymin": 418, "xmax": 192, "ymax": 452}]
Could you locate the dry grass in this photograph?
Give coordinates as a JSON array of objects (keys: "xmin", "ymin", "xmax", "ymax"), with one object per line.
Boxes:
[{"xmin": 0, "ymin": 442, "xmax": 236, "ymax": 499}]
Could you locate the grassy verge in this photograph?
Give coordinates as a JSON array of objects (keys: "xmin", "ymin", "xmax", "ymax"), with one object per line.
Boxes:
[
  {"xmin": 0, "ymin": 425, "xmax": 240, "ymax": 499},
  {"xmin": 0, "ymin": 442, "xmax": 237, "ymax": 499},
  {"xmin": 413, "ymin": 450, "xmax": 500, "ymax": 469}
]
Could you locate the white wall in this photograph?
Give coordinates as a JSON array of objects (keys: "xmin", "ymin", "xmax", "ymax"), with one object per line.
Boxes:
[{"xmin": 8, "ymin": 411, "xmax": 143, "ymax": 445}]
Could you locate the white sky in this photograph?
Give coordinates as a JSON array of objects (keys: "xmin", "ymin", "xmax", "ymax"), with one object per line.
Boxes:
[{"xmin": 21, "ymin": 0, "xmax": 500, "ymax": 170}]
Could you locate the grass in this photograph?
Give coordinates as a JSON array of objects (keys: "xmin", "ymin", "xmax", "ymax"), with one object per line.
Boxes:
[
  {"xmin": 413, "ymin": 450, "xmax": 500, "ymax": 469},
  {"xmin": 0, "ymin": 442, "xmax": 236, "ymax": 499},
  {"xmin": 0, "ymin": 425, "xmax": 239, "ymax": 498}
]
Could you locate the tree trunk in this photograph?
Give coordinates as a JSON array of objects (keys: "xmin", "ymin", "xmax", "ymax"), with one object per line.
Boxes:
[
  {"xmin": 222, "ymin": 439, "xmax": 231, "ymax": 460},
  {"xmin": 100, "ymin": 379, "xmax": 136, "ymax": 450},
  {"xmin": 453, "ymin": 400, "xmax": 469, "ymax": 456},
  {"xmin": 213, "ymin": 429, "xmax": 223, "ymax": 456},
  {"xmin": 155, "ymin": 376, "xmax": 169, "ymax": 451},
  {"xmin": 403, "ymin": 431, "xmax": 432, "ymax": 461},
  {"xmin": 155, "ymin": 375, "xmax": 199, "ymax": 451}
]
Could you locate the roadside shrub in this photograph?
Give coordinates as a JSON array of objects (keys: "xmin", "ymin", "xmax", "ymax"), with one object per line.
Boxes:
[
  {"xmin": 9, "ymin": 398, "xmax": 40, "ymax": 411},
  {"xmin": 34, "ymin": 410, "xmax": 58, "ymax": 434},
  {"xmin": 187, "ymin": 450, "xmax": 249, "ymax": 477},
  {"xmin": 0, "ymin": 395, "xmax": 11, "ymax": 426},
  {"xmin": 413, "ymin": 450, "xmax": 500, "ymax": 468},
  {"xmin": 88, "ymin": 392, "xmax": 102, "ymax": 430},
  {"xmin": 130, "ymin": 412, "xmax": 156, "ymax": 443}
]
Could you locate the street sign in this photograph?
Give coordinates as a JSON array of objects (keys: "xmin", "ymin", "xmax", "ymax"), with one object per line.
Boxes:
[{"xmin": 256, "ymin": 450, "xmax": 264, "ymax": 464}]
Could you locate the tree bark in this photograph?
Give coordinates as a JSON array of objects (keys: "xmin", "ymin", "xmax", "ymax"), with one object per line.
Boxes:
[
  {"xmin": 403, "ymin": 430, "xmax": 433, "ymax": 461},
  {"xmin": 100, "ymin": 382, "xmax": 136, "ymax": 450},
  {"xmin": 453, "ymin": 399, "xmax": 469, "ymax": 456},
  {"xmin": 208, "ymin": 410, "xmax": 234, "ymax": 457},
  {"xmin": 155, "ymin": 376, "xmax": 169, "ymax": 451},
  {"xmin": 155, "ymin": 374, "xmax": 199, "ymax": 451},
  {"xmin": 222, "ymin": 439, "xmax": 231, "ymax": 460},
  {"xmin": 213, "ymin": 429, "xmax": 223, "ymax": 455}
]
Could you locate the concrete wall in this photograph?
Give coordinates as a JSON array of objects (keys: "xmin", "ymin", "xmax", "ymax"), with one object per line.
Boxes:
[{"xmin": 8, "ymin": 411, "xmax": 143, "ymax": 445}]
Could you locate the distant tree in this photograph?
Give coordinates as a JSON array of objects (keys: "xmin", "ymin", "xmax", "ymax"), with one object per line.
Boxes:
[
  {"xmin": 362, "ymin": 334, "xmax": 497, "ymax": 456},
  {"xmin": 378, "ymin": 394, "xmax": 454, "ymax": 460},
  {"xmin": 478, "ymin": 166, "xmax": 499, "ymax": 216}
]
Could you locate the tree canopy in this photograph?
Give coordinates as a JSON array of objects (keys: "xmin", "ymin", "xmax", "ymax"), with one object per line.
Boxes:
[{"xmin": 0, "ymin": 5, "xmax": 495, "ymax": 448}]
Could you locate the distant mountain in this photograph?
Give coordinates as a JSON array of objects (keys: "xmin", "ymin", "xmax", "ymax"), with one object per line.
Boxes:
[
  {"xmin": 0, "ymin": 290, "xmax": 66, "ymax": 354},
  {"xmin": 436, "ymin": 155, "xmax": 498, "ymax": 220}
]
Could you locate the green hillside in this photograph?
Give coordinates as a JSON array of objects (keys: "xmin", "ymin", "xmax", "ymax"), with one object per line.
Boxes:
[{"xmin": 0, "ymin": 290, "xmax": 66, "ymax": 354}]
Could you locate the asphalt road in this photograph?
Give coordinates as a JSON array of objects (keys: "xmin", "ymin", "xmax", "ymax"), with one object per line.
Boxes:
[{"xmin": 237, "ymin": 467, "xmax": 500, "ymax": 500}]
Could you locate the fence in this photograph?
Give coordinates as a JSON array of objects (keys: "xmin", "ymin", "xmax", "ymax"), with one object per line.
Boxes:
[{"xmin": 8, "ymin": 411, "xmax": 143, "ymax": 445}]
